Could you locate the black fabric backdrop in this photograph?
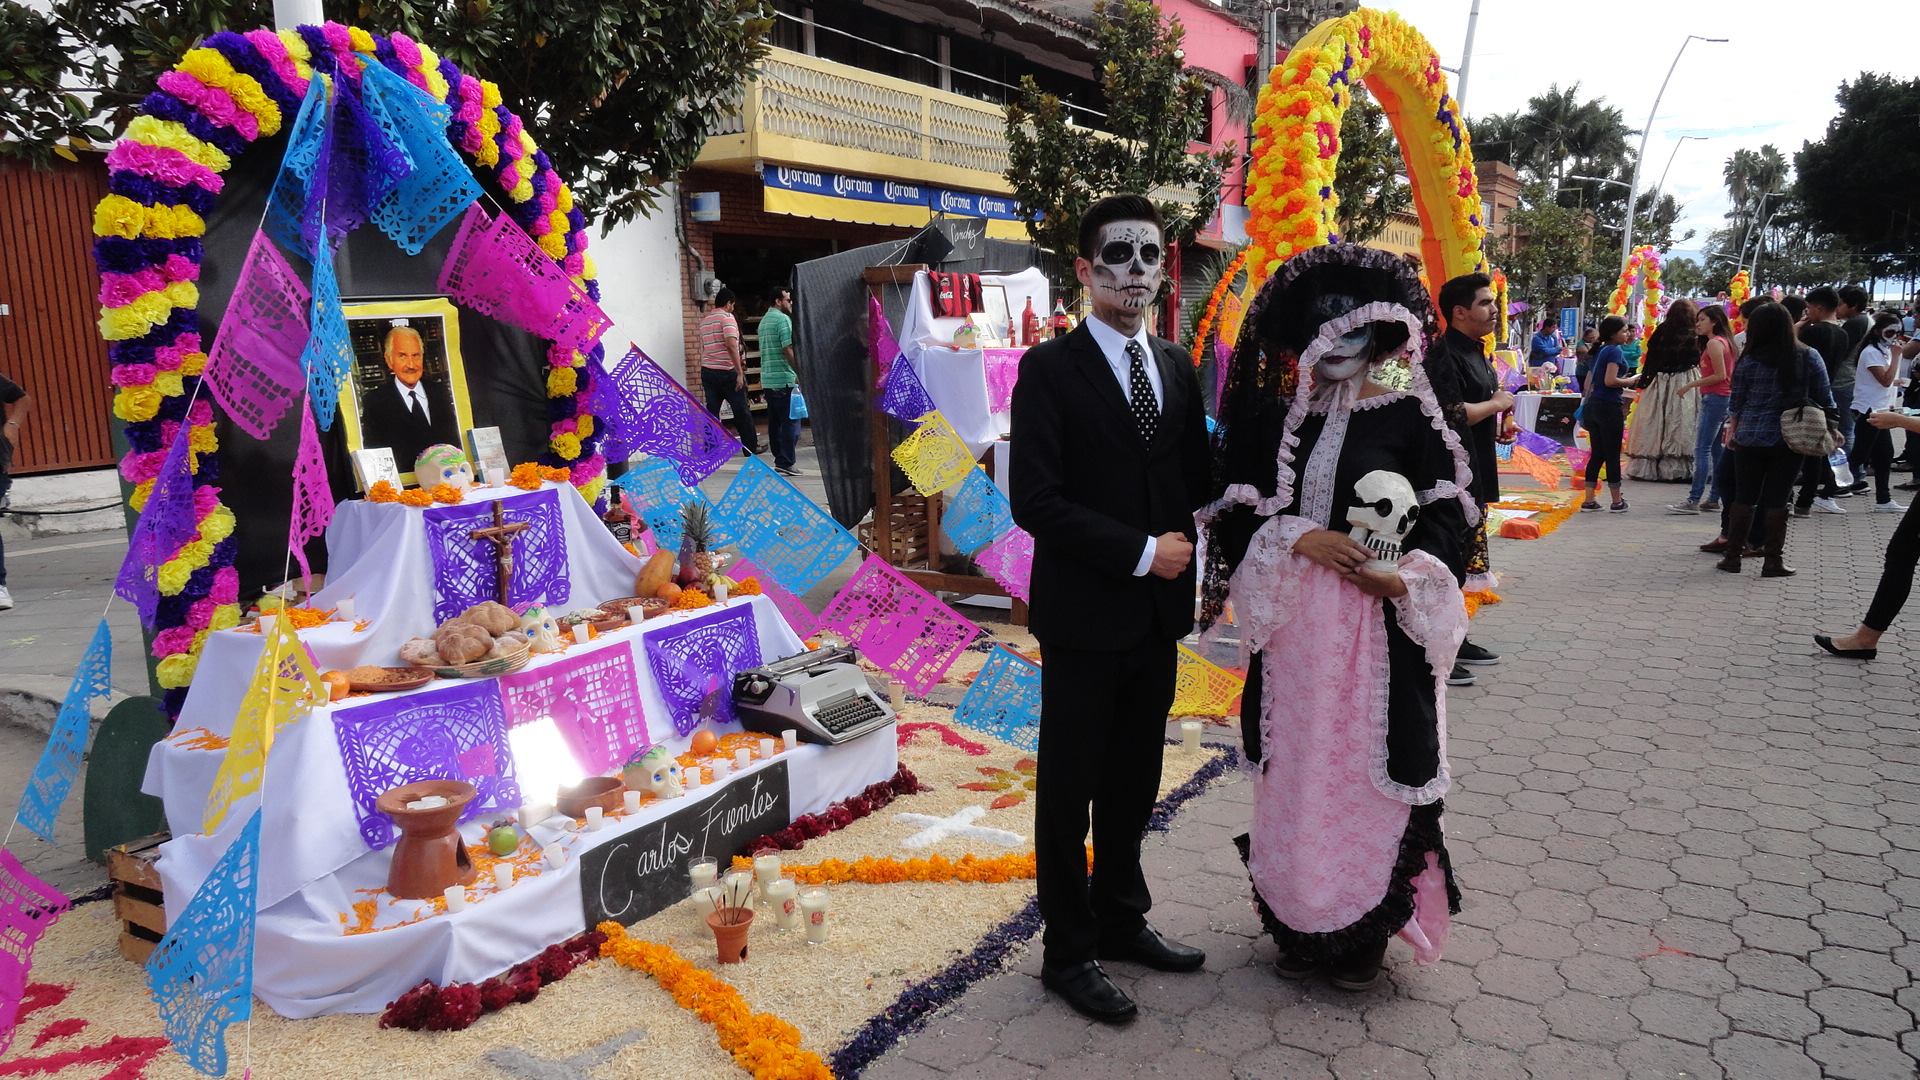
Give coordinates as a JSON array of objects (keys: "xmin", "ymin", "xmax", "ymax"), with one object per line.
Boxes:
[
  {"xmin": 791, "ymin": 223, "xmax": 1041, "ymax": 528},
  {"xmin": 196, "ymin": 132, "xmax": 558, "ymax": 593}
]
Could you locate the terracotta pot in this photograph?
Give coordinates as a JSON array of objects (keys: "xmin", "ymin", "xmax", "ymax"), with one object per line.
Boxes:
[
  {"xmin": 376, "ymin": 779, "xmax": 479, "ymax": 900},
  {"xmin": 707, "ymin": 907, "xmax": 755, "ymax": 963},
  {"xmin": 556, "ymin": 775, "xmax": 625, "ymax": 819}
]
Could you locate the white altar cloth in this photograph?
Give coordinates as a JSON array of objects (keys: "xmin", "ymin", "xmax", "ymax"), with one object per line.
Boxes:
[
  {"xmin": 143, "ymin": 595, "xmax": 802, "ymax": 913},
  {"xmin": 251, "ymin": 730, "xmax": 897, "ymax": 1016},
  {"xmin": 899, "ymin": 267, "xmax": 1047, "ymax": 455}
]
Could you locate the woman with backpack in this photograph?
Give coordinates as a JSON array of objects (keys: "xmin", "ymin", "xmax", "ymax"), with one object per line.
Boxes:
[{"xmin": 1719, "ymin": 301, "xmax": 1837, "ymax": 577}]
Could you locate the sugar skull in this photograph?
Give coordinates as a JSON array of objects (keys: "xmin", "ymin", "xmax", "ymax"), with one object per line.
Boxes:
[
  {"xmin": 623, "ymin": 745, "xmax": 683, "ymax": 799},
  {"xmin": 415, "ymin": 444, "xmax": 475, "ymax": 490},
  {"xmin": 1346, "ymin": 470, "xmax": 1419, "ymax": 570},
  {"xmin": 519, "ymin": 601, "xmax": 563, "ymax": 654}
]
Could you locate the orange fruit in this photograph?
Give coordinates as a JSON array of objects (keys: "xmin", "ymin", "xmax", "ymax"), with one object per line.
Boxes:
[
  {"xmin": 321, "ymin": 670, "xmax": 351, "ymax": 702},
  {"xmin": 690, "ymin": 729, "xmax": 718, "ymax": 755}
]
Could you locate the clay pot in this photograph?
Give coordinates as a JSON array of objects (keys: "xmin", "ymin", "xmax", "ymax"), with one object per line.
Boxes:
[
  {"xmin": 377, "ymin": 779, "xmax": 479, "ymax": 900},
  {"xmin": 707, "ymin": 907, "xmax": 755, "ymax": 963},
  {"xmin": 556, "ymin": 775, "xmax": 625, "ymax": 820}
]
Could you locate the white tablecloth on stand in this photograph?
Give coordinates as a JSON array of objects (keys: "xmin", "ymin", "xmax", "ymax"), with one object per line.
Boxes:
[
  {"xmin": 899, "ymin": 267, "xmax": 1048, "ymax": 456},
  {"xmin": 143, "ymin": 595, "xmax": 803, "ymax": 913}
]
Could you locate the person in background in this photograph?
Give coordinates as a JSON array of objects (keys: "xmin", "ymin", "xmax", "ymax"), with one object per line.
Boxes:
[
  {"xmin": 1817, "ymin": 407, "xmax": 1920, "ymax": 661},
  {"xmin": 1581, "ymin": 316, "xmax": 1634, "ymax": 513},
  {"xmin": 697, "ymin": 288, "xmax": 763, "ymax": 456},
  {"xmin": 1530, "ymin": 320, "xmax": 1564, "ymax": 366},
  {"xmin": 1792, "ymin": 287, "xmax": 1854, "ymax": 516},
  {"xmin": 1834, "ymin": 285, "xmax": 1874, "ymax": 495},
  {"xmin": 1670, "ymin": 304, "xmax": 1738, "ymax": 514},
  {"xmin": 757, "ymin": 286, "xmax": 802, "ymax": 476},
  {"xmin": 1847, "ymin": 312, "xmax": 1907, "ymax": 513},
  {"xmin": 1624, "ymin": 299, "xmax": 1701, "ymax": 482},
  {"xmin": 0, "ymin": 370, "xmax": 27, "ymax": 611},
  {"xmin": 1574, "ymin": 325, "xmax": 1600, "ymax": 390},
  {"xmin": 1721, "ymin": 301, "xmax": 1835, "ymax": 578}
]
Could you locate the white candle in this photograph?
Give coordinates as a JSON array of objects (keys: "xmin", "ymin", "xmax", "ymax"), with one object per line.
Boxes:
[
  {"xmin": 722, "ymin": 869, "xmax": 755, "ymax": 910},
  {"xmin": 800, "ymin": 888, "xmax": 829, "ymax": 944},
  {"xmin": 629, "ymin": 606, "xmax": 646, "ymax": 625},
  {"xmin": 571, "ymin": 622, "xmax": 590, "ymax": 645},
  {"xmin": 753, "ymin": 853, "xmax": 782, "ymax": 889},
  {"xmin": 757, "ymin": 737, "xmax": 776, "ymax": 760},
  {"xmin": 492, "ymin": 864, "xmax": 514, "ymax": 890},
  {"xmin": 444, "ymin": 885, "xmax": 467, "ymax": 912},
  {"xmin": 1180, "ymin": 719, "xmax": 1203, "ymax": 752},
  {"xmin": 781, "ymin": 729, "xmax": 799, "ymax": 752},
  {"xmin": 685, "ymin": 767, "xmax": 704, "ymax": 790},
  {"xmin": 623, "ymin": 789, "xmax": 642, "ymax": 814},
  {"xmin": 520, "ymin": 803, "xmax": 549, "ymax": 827},
  {"xmin": 714, "ymin": 579, "xmax": 730, "ymax": 602},
  {"xmin": 543, "ymin": 845, "xmax": 566, "ymax": 869},
  {"xmin": 734, "ymin": 748, "xmax": 752, "ymax": 771},
  {"xmin": 336, "ymin": 596, "xmax": 355, "ymax": 621},
  {"xmin": 767, "ymin": 878, "xmax": 800, "ymax": 929},
  {"xmin": 888, "ymin": 679, "xmax": 906, "ymax": 712},
  {"xmin": 691, "ymin": 885, "xmax": 724, "ymax": 930},
  {"xmin": 688, "ymin": 857, "xmax": 719, "ymax": 891},
  {"xmin": 257, "ymin": 614, "xmax": 277, "ymax": 636},
  {"xmin": 584, "ymin": 806, "xmax": 604, "ymax": 831}
]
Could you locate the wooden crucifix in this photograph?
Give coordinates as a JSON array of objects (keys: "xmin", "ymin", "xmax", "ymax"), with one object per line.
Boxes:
[{"xmin": 468, "ymin": 501, "xmax": 531, "ymax": 606}]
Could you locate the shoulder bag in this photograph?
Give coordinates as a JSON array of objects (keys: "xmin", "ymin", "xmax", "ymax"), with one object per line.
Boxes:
[{"xmin": 1778, "ymin": 351, "xmax": 1841, "ymax": 457}]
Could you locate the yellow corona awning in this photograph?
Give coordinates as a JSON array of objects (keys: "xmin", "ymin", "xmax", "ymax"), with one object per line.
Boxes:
[{"xmin": 762, "ymin": 184, "xmax": 932, "ymax": 229}]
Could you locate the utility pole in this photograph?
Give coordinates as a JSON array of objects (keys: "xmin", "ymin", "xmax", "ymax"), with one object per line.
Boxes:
[
  {"xmin": 1455, "ymin": 0, "xmax": 1482, "ymax": 114},
  {"xmin": 1619, "ymin": 35, "xmax": 1726, "ymax": 279}
]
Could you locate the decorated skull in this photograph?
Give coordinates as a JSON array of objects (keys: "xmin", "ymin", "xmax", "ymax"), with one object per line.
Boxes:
[
  {"xmin": 415, "ymin": 443, "xmax": 475, "ymax": 491},
  {"xmin": 622, "ymin": 745, "xmax": 684, "ymax": 799},
  {"xmin": 1346, "ymin": 470, "xmax": 1420, "ymax": 569},
  {"xmin": 518, "ymin": 601, "xmax": 564, "ymax": 654},
  {"xmin": 1087, "ymin": 219, "xmax": 1163, "ymax": 313}
]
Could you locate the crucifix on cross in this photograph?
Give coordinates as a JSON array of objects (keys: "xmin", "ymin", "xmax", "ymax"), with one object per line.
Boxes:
[{"xmin": 467, "ymin": 501, "xmax": 530, "ymax": 606}]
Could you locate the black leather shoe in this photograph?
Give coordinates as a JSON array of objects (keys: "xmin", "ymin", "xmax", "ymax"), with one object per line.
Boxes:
[
  {"xmin": 1040, "ymin": 960, "xmax": 1137, "ymax": 1023},
  {"xmin": 1815, "ymin": 634, "xmax": 1877, "ymax": 661},
  {"xmin": 1327, "ymin": 939, "xmax": 1389, "ymax": 992},
  {"xmin": 1099, "ymin": 923, "xmax": 1206, "ymax": 973},
  {"xmin": 1274, "ymin": 949, "xmax": 1319, "ymax": 980}
]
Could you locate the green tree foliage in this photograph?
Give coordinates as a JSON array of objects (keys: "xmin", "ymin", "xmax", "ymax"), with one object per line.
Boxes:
[
  {"xmin": 1794, "ymin": 73, "xmax": 1920, "ymax": 262},
  {"xmin": 1501, "ymin": 181, "xmax": 1599, "ymax": 315},
  {"xmin": 1332, "ymin": 85, "xmax": 1410, "ymax": 246},
  {"xmin": 0, "ymin": 0, "xmax": 772, "ymax": 228},
  {"xmin": 1477, "ymin": 83, "xmax": 1633, "ymax": 192},
  {"xmin": 1661, "ymin": 256, "xmax": 1707, "ymax": 298},
  {"xmin": 1004, "ymin": 0, "xmax": 1234, "ymax": 257}
]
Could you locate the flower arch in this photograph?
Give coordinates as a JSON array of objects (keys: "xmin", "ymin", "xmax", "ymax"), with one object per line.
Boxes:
[
  {"xmin": 1607, "ymin": 244, "xmax": 1664, "ymax": 342},
  {"xmin": 92, "ymin": 23, "xmax": 608, "ymax": 714},
  {"xmin": 1240, "ymin": 8, "xmax": 1487, "ymax": 294},
  {"xmin": 1728, "ymin": 269, "xmax": 1751, "ymax": 332}
]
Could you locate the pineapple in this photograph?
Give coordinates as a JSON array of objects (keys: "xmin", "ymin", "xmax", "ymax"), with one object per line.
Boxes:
[{"xmin": 680, "ymin": 500, "xmax": 718, "ymax": 578}]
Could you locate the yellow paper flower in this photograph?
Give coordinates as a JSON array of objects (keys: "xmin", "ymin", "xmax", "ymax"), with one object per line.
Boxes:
[
  {"xmin": 550, "ymin": 432, "xmax": 582, "ymax": 460},
  {"xmin": 123, "ymin": 116, "xmax": 231, "ymax": 171},
  {"xmin": 94, "ymin": 195, "xmax": 146, "ymax": 240},
  {"xmin": 201, "ymin": 506, "xmax": 236, "ymax": 544},
  {"xmin": 157, "ymin": 653, "xmax": 199, "ymax": 688},
  {"xmin": 158, "ymin": 558, "xmax": 193, "ymax": 596},
  {"xmin": 574, "ymin": 415, "xmax": 593, "ymax": 438},
  {"xmin": 152, "ymin": 369, "xmax": 185, "ymax": 398},
  {"xmin": 210, "ymin": 604, "xmax": 242, "ymax": 631},
  {"xmin": 114, "ymin": 386, "xmax": 163, "ymax": 422},
  {"xmin": 179, "ymin": 350, "xmax": 208, "ymax": 376},
  {"xmin": 130, "ymin": 480, "xmax": 155, "ymax": 512},
  {"xmin": 546, "ymin": 366, "xmax": 577, "ymax": 397}
]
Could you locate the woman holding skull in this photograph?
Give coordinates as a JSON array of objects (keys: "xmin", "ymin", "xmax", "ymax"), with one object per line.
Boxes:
[{"xmin": 1199, "ymin": 246, "xmax": 1472, "ymax": 990}]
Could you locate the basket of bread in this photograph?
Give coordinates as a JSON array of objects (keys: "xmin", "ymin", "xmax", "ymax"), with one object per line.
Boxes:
[{"xmin": 399, "ymin": 601, "xmax": 534, "ymax": 678}]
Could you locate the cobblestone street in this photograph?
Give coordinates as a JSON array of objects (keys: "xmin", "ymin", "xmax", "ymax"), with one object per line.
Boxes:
[{"xmin": 872, "ymin": 493, "xmax": 1920, "ymax": 1079}]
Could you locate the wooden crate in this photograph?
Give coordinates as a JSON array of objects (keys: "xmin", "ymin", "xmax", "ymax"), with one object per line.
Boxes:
[{"xmin": 107, "ymin": 831, "xmax": 168, "ymax": 964}]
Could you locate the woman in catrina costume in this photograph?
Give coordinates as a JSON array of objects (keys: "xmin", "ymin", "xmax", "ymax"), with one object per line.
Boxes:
[{"xmin": 1198, "ymin": 246, "xmax": 1472, "ymax": 990}]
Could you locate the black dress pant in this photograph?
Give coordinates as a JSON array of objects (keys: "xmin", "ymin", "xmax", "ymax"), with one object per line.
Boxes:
[
  {"xmin": 1865, "ymin": 499, "xmax": 1920, "ymax": 632},
  {"xmin": 1851, "ymin": 421, "xmax": 1894, "ymax": 503},
  {"xmin": 699, "ymin": 367, "xmax": 762, "ymax": 453},
  {"xmin": 1733, "ymin": 444, "xmax": 1806, "ymax": 509},
  {"xmin": 1035, "ymin": 633, "xmax": 1178, "ymax": 965}
]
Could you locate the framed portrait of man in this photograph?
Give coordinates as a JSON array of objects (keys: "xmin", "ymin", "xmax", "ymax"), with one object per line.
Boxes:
[{"xmin": 337, "ymin": 298, "xmax": 475, "ymax": 486}]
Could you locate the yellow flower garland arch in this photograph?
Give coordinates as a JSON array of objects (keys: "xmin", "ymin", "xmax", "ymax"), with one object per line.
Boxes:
[
  {"xmin": 1608, "ymin": 244, "xmax": 1663, "ymax": 343},
  {"xmin": 1239, "ymin": 7, "xmax": 1487, "ymax": 304}
]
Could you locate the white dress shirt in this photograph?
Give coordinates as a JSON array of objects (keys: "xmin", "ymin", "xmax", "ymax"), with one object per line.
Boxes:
[
  {"xmin": 394, "ymin": 377, "xmax": 431, "ymax": 423},
  {"xmin": 1084, "ymin": 315, "xmax": 1165, "ymax": 577}
]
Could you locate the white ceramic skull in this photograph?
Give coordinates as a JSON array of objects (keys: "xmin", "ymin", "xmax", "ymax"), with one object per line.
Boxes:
[
  {"xmin": 519, "ymin": 602, "xmax": 563, "ymax": 654},
  {"xmin": 623, "ymin": 745, "xmax": 684, "ymax": 799},
  {"xmin": 1088, "ymin": 220, "xmax": 1163, "ymax": 313},
  {"xmin": 1346, "ymin": 470, "xmax": 1420, "ymax": 569}
]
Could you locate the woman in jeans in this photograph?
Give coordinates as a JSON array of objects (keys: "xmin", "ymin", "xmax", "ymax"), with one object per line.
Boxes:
[
  {"xmin": 1669, "ymin": 305, "xmax": 1737, "ymax": 514},
  {"xmin": 1846, "ymin": 312, "xmax": 1906, "ymax": 513},
  {"xmin": 1720, "ymin": 301, "xmax": 1835, "ymax": 578},
  {"xmin": 1581, "ymin": 316, "xmax": 1634, "ymax": 512},
  {"xmin": 1817, "ymin": 407, "xmax": 1920, "ymax": 660}
]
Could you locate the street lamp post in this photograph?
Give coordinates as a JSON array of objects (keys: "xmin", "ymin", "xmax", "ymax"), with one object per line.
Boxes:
[
  {"xmin": 1737, "ymin": 190, "xmax": 1784, "ymax": 274},
  {"xmin": 1654, "ymin": 135, "xmax": 1704, "ymax": 200},
  {"xmin": 1619, "ymin": 35, "xmax": 1727, "ymax": 279}
]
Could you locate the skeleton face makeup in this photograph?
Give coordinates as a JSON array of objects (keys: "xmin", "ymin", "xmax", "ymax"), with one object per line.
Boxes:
[
  {"xmin": 1088, "ymin": 220, "xmax": 1163, "ymax": 313},
  {"xmin": 1315, "ymin": 325, "xmax": 1376, "ymax": 384}
]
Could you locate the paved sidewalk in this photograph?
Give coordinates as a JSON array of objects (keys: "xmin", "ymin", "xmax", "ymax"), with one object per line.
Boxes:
[{"xmin": 871, "ymin": 489, "xmax": 1920, "ymax": 1079}]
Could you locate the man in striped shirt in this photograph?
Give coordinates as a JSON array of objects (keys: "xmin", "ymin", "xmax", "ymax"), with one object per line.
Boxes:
[{"xmin": 698, "ymin": 288, "xmax": 762, "ymax": 455}]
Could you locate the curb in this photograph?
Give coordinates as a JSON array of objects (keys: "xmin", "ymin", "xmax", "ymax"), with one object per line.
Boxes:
[{"xmin": 0, "ymin": 677, "xmax": 127, "ymax": 736}]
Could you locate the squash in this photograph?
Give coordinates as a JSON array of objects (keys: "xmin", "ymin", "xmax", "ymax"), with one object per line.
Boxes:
[{"xmin": 635, "ymin": 550, "xmax": 677, "ymax": 598}]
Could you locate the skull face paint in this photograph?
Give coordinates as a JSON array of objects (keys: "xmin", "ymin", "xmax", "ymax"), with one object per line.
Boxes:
[
  {"xmin": 1315, "ymin": 325, "xmax": 1376, "ymax": 385},
  {"xmin": 1089, "ymin": 220, "xmax": 1164, "ymax": 313}
]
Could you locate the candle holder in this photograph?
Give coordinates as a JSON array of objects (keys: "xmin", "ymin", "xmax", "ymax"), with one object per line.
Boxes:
[
  {"xmin": 688, "ymin": 856, "xmax": 719, "ymax": 891},
  {"xmin": 800, "ymin": 888, "xmax": 830, "ymax": 944},
  {"xmin": 377, "ymin": 779, "xmax": 479, "ymax": 900},
  {"xmin": 707, "ymin": 907, "xmax": 754, "ymax": 963},
  {"xmin": 767, "ymin": 878, "xmax": 801, "ymax": 930},
  {"xmin": 781, "ymin": 729, "xmax": 799, "ymax": 752},
  {"xmin": 1180, "ymin": 719, "xmax": 1203, "ymax": 752}
]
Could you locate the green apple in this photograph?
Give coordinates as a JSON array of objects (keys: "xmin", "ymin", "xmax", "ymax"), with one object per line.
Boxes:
[{"xmin": 487, "ymin": 825, "xmax": 520, "ymax": 857}]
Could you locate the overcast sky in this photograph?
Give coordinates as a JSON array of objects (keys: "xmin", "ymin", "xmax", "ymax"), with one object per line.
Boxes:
[{"xmin": 1378, "ymin": 0, "xmax": 1920, "ymax": 269}]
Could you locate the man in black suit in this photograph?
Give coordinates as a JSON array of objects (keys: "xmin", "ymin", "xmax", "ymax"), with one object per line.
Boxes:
[
  {"xmin": 1010, "ymin": 194, "xmax": 1212, "ymax": 1024},
  {"xmin": 358, "ymin": 324, "xmax": 461, "ymax": 473}
]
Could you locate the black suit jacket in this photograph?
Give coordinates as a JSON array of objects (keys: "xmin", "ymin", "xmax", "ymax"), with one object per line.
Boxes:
[
  {"xmin": 1009, "ymin": 322, "xmax": 1212, "ymax": 651},
  {"xmin": 359, "ymin": 378, "xmax": 461, "ymax": 473}
]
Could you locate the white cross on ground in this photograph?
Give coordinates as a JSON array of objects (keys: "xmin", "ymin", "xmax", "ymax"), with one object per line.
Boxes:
[{"xmin": 894, "ymin": 805, "xmax": 1026, "ymax": 850}]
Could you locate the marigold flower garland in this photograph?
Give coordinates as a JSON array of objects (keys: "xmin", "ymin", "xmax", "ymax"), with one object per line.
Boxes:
[
  {"xmin": 1728, "ymin": 269, "xmax": 1751, "ymax": 332},
  {"xmin": 1490, "ymin": 268, "xmax": 1509, "ymax": 345},
  {"xmin": 597, "ymin": 924, "xmax": 835, "ymax": 1080},
  {"xmin": 1189, "ymin": 249, "xmax": 1248, "ymax": 368},
  {"xmin": 95, "ymin": 22, "xmax": 609, "ymax": 717},
  {"xmin": 1242, "ymin": 8, "xmax": 1485, "ymax": 287},
  {"xmin": 1608, "ymin": 245, "xmax": 1663, "ymax": 342}
]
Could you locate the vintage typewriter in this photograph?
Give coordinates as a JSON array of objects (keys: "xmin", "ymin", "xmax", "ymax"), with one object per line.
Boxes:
[{"xmin": 732, "ymin": 644, "xmax": 896, "ymax": 745}]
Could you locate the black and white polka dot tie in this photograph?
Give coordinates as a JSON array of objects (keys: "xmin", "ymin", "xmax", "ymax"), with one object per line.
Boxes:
[{"xmin": 1126, "ymin": 341, "xmax": 1157, "ymax": 446}]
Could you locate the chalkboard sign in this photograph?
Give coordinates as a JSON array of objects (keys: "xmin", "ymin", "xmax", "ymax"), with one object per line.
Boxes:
[{"xmin": 580, "ymin": 761, "xmax": 792, "ymax": 927}]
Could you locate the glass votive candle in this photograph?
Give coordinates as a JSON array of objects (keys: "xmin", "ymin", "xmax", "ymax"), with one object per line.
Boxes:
[
  {"xmin": 570, "ymin": 622, "xmax": 590, "ymax": 645},
  {"xmin": 688, "ymin": 856, "xmax": 719, "ymax": 891},
  {"xmin": 1180, "ymin": 719, "xmax": 1203, "ymax": 752},
  {"xmin": 757, "ymin": 737, "xmax": 777, "ymax": 760},
  {"xmin": 691, "ymin": 885, "xmax": 724, "ymax": 931},
  {"xmin": 493, "ymin": 864, "xmax": 514, "ymax": 890},
  {"xmin": 685, "ymin": 767, "xmax": 704, "ymax": 790},
  {"xmin": 781, "ymin": 729, "xmax": 799, "ymax": 752},
  {"xmin": 257, "ymin": 614, "xmax": 277, "ymax": 636},
  {"xmin": 767, "ymin": 878, "xmax": 801, "ymax": 929},
  {"xmin": 629, "ymin": 607, "xmax": 646, "ymax": 625},
  {"xmin": 543, "ymin": 845, "xmax": 566, "ymax": 869},
  {"xmin": 734, "ymin": 748, "xmax": 752, "ymax": 771},
  {"xmin": 623, "ymin": 789, "xmax": 642, "ymax": 813},
  {"xmin": 584, "ymin": 806, "xmax": 604, "ymax": 831},
  {"xmin": 888, "ymin": 679, "xmax": 906, "ymax": 712},
  {"xmin": 722, "ymin": 869, "xmax": 755, "ymax": 910},
  {"xmin": 753, "ymin": 853, "xmax": 782, "ymax": 890},
  {"xmin": 336, "ymin": 596, "xmax": 355, "ymax": 621},
  {"xmin": 444, "ymin": 884, "xmax": 468, "ymax": 912},
  {"xmin": 800, "ymin": 888, "xmax": 830, "ymax": 944}
]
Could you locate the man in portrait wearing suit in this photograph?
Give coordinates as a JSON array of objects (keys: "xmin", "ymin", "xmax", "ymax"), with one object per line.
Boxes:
[
  {"xmin": 358, "ymin": 322, "xmax": 460, "ymax": 472},
  {"xmin": 1009, "ymin": 194, "xmax": 1212, "ymax": 1024}
]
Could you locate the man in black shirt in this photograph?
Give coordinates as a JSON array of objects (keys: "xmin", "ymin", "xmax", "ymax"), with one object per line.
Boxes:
[{"xmin": 1795, "ymin": 287, "xmax": 1857, "ymax": 515}]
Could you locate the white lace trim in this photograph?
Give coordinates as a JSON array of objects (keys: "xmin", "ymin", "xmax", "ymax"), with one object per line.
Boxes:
[
  {"xmin": 1371, "ymin": 550, "xmax": 1463, "ymax": 805},
  {"xmin": 1227, "ymin": 514, "xmax": 1320, "ymax": 659},
  {"xmin": 1417, "ymin": 481, "xmax": 1464, "ymax": 505}
]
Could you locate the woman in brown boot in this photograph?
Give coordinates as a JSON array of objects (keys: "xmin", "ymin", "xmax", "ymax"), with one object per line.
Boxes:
[{"xmin": 1719, "ymin": 302, "xmax": 1835, "ymax": 577}]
